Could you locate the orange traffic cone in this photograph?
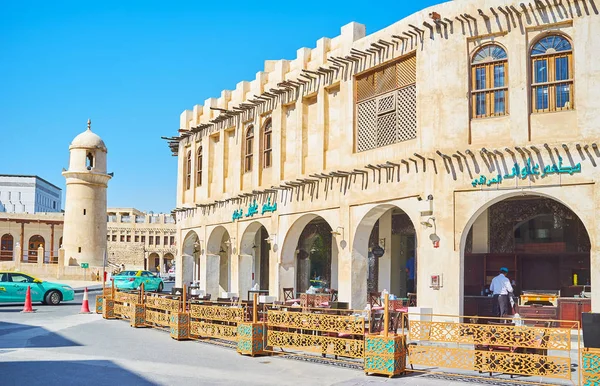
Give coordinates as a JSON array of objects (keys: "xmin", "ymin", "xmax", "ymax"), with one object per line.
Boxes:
[
  {"xmin": 80, "ymin": 287, "xmax": 91, "ymax": 314},
  {"xmin": 21, "ymin": 286, "xmax": 34, "ymax": 313}
]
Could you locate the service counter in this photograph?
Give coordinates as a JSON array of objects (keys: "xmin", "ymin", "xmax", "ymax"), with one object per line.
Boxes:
[{"xmin": 464, "ymin": 295, "xmax": 590, "ymax": 327}]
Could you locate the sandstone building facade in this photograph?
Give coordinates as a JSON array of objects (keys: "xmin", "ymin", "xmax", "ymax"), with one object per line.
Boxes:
[
  {"xmin": 169, "ymin": 0, "xmax": 598, "ymax": 316},
  {"xmin": 107, "ymin": 208, "xmax": 177, "ymax": 272}
]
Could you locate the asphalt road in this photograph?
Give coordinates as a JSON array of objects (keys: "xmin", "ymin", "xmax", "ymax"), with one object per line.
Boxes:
[{"xmin": 0, "ymin": 283, "xmax": 515, "ymax": 386}]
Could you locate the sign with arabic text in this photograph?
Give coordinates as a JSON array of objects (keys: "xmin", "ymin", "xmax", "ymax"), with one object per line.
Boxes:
[
  {"xmin": 472, "ymin": 156, "xmax": 581, "ymax": 188},
  {"xmin": 232, "ymin": 198, "xmax": 277, "ymax": 221}
]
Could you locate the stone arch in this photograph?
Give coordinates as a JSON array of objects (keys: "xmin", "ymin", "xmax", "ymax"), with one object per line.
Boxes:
[
  {"xmin": 182, "ymin": 230, "xmax": 200, "ymax": 286},
  {"xmin": 149, "ymin": 252, "xmax": 160, "ymax": 272},
  {"xmin": 458, "ymin": 190, "xmax": 594, "ymax": 314},
  {"xmin": 207, "ymin": 225, "xmax": 231, "ymax": 293},
  {"xmin": 280, "ymin": 213, "xmax": 338, "ymax": 297},
  {"xmin": 27, "ymin": 235, "xmax": 45, "ymax": 262},
  {"xmin": 240, "ymin": 221, "xmax": 271, "ymax": 294},
  {"xmin": 352, "ymin": 203, "xmax": 418, "ymax": 308}
]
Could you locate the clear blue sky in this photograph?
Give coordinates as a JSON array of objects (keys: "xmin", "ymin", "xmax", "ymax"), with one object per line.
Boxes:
[{"xmin": 0, "ymin": 0, "xmax": 443, "ymax": 213}]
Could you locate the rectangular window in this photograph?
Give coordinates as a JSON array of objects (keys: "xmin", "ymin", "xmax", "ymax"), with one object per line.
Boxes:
[
  {"xmin": 534, "ymin": 59, "xmax": 548, "ymax": 83},
  {"xmin": 107, "ymin": 235, "xmax": 110, "ymax": 241},
  {"xmin": 141, "ymin": 236, "xmax": 146, "ymax": 243},
  {"xmin": 155, "ymin": 237, "xmax": 160, "ymax": 245},
  {"xmin": 164, "ymin": 236, "xmax": 168, "ymax": 245},
  {"xmin": 78, "ymin": 247, "xmax": 81, "ymax": 253},
  {"xmin": 532, "ymin": 54, "xmax": 573, "ymax": 112},
  {"xmin": 471, "ymin": 60, "xmax": 508, "ymax": 119},
  {"xmin": 475, "ymin": 68, "xmax": 486, "ymax": 90},
  {"xmin": 135, "ymin": 235, "xmax": 140, "ymax": 242},
  {"xmin": 120, "ymin": 235, "xmax": 125, "ymax": 242},
  {"xmin": 149, "ymin": 236, "xmax": 154, "ymax": 245},
  {"xmin": 112, "ymin": 235, "xmax": 117, "ymax": 242},
  {"xmin": 355, "ymin": 54, "xmax": 417, "ymax": 152},
  {"xmin": 494, "ymin": 90, "xmax": 506, "ymax": 115},
  {"xmin": 126, "ymin": 235, "xmax": 131, "ymax": 242},
  {"xmin": 170, "ymin": 236, "xmax": 175, "ymax": 246},
  {"xmin": 536, "ymin": 86, "xmax": 549, "ymax": 110}
]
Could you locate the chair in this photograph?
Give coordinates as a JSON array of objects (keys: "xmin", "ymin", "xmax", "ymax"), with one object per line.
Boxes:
[
  {"xmin": 283, "ymin": 287, "xmax": 300, "ymax": 305},
  {"xmin": 330, "ymin": 289, "xmax": 338, "ymax": 302},
  {"xmin": 369, "ymin": 292, "xmax": 382, "ymax": 307},
  {"xmin": 370, "ymin": 310, "xmax": 400, "ymax": 334},
  {"xmin": 407, "ymin": 293, "xmax": 417, "ymax": 307}
]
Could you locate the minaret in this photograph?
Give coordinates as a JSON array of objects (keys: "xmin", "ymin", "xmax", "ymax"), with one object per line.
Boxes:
[{"xmin": 62, "ymin": 119, "xmax": 112, "ymax": 267}]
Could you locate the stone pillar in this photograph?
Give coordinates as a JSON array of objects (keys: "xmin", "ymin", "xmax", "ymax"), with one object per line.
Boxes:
[
  {"xmin": 37, "ymin": 246, "xmax": 44, "ymax": 268},
  {"xmin": 57, "ymin": 248, "xmax": 65, "ymax": 279},
  {"xmin": 202, "ymin": 254, "xmax": 220, "ymax": 299},
  {"xmin": 159, "ymin": 254, "xmax": 164, "ymax": 276},
  {"xmin": 471, "ymin": 209, "xmax": 489, "ymax": 253},
  {"xmin": 378, "ymin": 210, "xmax": 392, "ymax": 292},
  {"xmin": 14, "ymin": 243, "xmax": 21, "ymax": 271},
  {"xmin": 238, "ymin": 254, "xmax": 253, "ymax": 300}
]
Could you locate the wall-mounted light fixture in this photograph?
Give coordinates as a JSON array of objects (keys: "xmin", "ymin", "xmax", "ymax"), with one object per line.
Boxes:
[
  {"xmin": 265, "ymin": 234, "xmax": 277, "ymax": 244},
  {"xmin": 420, "ymin": 217, "xmax": 435, "ymax": 228},
  {"xmin": 330, "ymin": 227, "xmax": 344, "ymax": 238}
]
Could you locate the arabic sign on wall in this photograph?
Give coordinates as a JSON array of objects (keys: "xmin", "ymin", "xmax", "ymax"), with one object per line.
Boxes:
[
  {"xmin": 472, "ymin": 156, "xmax": 581, "ymax": 188},
  {"xmin": 232, "ymin": 198, "xmax": 277, "ymax": 221}
]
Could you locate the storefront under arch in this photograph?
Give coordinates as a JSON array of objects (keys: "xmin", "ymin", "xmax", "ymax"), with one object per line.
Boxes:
[{"xmin": 461, "ymin": 193, "xmax": 592, "ymax": 323}]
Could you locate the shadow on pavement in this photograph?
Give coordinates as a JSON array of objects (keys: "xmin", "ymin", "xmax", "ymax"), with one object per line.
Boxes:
[
  {"xmin": 0, "ymin": 321, "xmax": 82, "ymax": 349},
  {"xmin": 0, "ymin": 360, "xmax": 158, "ymax": 386}
]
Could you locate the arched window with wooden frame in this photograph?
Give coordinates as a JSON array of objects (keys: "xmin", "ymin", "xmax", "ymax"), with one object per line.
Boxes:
[
  {"xmin": 1, "ymin": 234, "xmax": 14, "ymax": 261},
  {"xmin": 185, "ymin": 150, "xmax": 192, "ymax": 190},
  {"xmin": 471, "ymin": 44, "xmax": 508, "ymax": 118},
  {"xmin": 244, "ymin": 125, "xmax": 254, "ymax": 173},
  {"xmin": 262, "ymin": 119, "xmax": 272, "ymax": 169},
  {"xmin": 531, "ymin": 34, "xmax": 573, "ymax": 113},
  {"xmin": 196, "ymin": 145, "xmax": 203, "ymax": 187}
]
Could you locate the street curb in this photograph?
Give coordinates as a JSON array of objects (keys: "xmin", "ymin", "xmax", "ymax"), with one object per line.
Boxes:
[{"xmin": 74, "ymin": 287, "xmax": 104, "ymax": 294}]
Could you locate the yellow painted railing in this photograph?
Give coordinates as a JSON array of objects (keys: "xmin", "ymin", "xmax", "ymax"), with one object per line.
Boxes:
[
  {"xmin": 265, "ymin": 307, "xmax": 366, "ymax": 359},
  {"xmin": 189, "ymin": 302, "xmax": 245, "ymax": 341},
  {"xmin": 145, "ymin": 294, "xmax": 179, "ymax": 328},
  {"xmin": 404, "ymin": 314, "xmax": 580, "ymax": 382}
]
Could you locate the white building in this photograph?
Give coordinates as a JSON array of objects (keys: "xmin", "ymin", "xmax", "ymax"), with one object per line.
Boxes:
[{"xmin": 0, "ymin": 174, "xmax": 62, "ymax": 213}]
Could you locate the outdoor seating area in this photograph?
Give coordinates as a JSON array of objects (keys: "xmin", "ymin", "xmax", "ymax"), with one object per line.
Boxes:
[{"xmin": 95, "ymin": 283, "xmax": 594, "ymax": 384}]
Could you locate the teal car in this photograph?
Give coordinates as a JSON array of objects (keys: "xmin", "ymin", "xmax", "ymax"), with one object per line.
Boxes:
[
  {"xmin": 0, "ymin": 271, "xmax": 75, "ymax": 305},
  {"xmin": 111, "ymin": 270, "xmax": 164, "ymax": 292}
]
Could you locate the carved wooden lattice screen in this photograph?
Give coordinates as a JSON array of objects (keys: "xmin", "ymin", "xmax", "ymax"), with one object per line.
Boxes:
[{"xmin": 356, "ymin": 54, "xmax": 417, "ymax": 152}]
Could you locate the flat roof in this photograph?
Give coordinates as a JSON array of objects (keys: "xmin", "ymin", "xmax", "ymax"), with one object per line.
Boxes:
[{"xmin": 0, "ymin": 174, "xmax": 62, "ymax": 191}]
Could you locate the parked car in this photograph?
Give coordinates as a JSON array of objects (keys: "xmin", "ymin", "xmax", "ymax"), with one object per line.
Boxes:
[
  {"xmin": 0, "ymin": 271, "xmax": 74, "ymax": 305},
  {"xmin": 167, "ymin": 266, "xmax": 176, "ymax": 281},
  {"xmin": 111, "ymin": 270, "xmax": 164, "ymax": 292}
]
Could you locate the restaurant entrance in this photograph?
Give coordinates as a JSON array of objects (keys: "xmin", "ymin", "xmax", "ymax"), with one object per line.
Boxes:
[
  {"xmin": 463, "ymin": 195, "xmax": 591, "ymax": 324},
  {"xmin": 361, "ymin": 206, "xmax": 416, "ymax": 303},
  {"xmin": 295, "ymin": 218, "xmax": 333, "ymax": 294}
]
